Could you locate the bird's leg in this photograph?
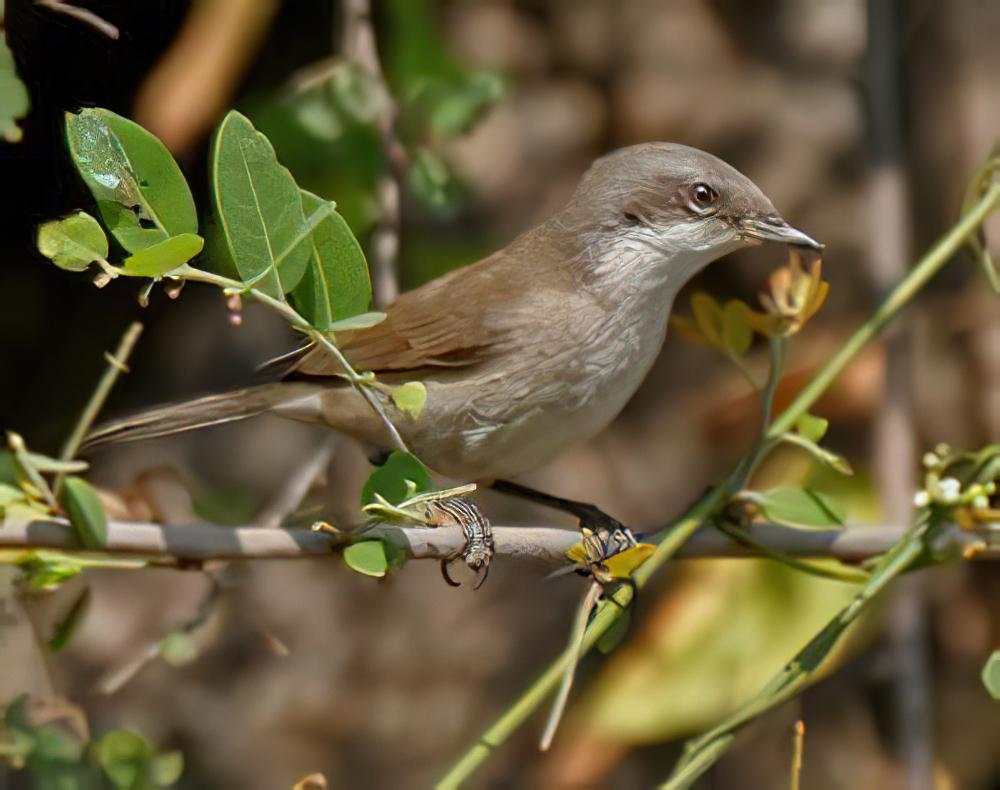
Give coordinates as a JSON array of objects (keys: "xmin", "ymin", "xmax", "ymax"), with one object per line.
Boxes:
[{"xmin": 490, "ymin": 479, "xmax": 627, "ymax": 533}]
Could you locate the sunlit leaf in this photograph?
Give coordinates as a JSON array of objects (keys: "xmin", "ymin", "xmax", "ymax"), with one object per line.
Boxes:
[
  {"xmin": 392, "ymin": 382, "xmax": 427, "ymax": 419},
  {"xmin": 795, "ymin": 413, "xmax": 829, "ymax": 443},
  {"xmin": 326, "ymin": 311, "xmax": 386, "ymax": 332},
  {"xmin": 0, "ymin": 28, "xmax": 29, "ymax": 142},
  {"xmin": 59, "ymin": 476, "xmax": 108, "ymax": 549},
  {"xmin": 65, "ymin": 108, "xmax": 197, "ymax": 252},
  {"xmin": 211, "ymin": 110, "xmax": 311, "ymax": 297},
  {"xmin": 36, "ymin": 212, "xmax": 109, "ymax": 272},
  {"xmin": 121, "ymin": 233, "xmax": 204, "ymax": 278},
  {"xmin": 360, "ymin": 451, "xmax": 432, "ymax": 507},
  {"xmin": 782, "ymin": 433, "xmax": 853, "ymax": 476},
  {"xmin": 48, "ymin": 587, "xmax": 91, "ymax": 652},
  {"xmin": 96, "ymin": 729, "xmax": 181, "ymax": 788},
  {"xmin": 753, "ymin": 486, "xmax": 846, "ymax": 530},
  {"xmin": 149, "ymin": 752, "xmax": 184, "ymax": 786},
  {"xmin": 343, "ymin": 540, "xmax": 389, "ymax": 577},
  {"xmin": 291, "ymin": 189, "xmax": 373, "ymax": 329},
  {"xmin": 16, "ymin": 552, "xmax": 84, "ymax": 590},
  {"xmin": 415, "ymin": 70, "xmax": 504, "ymax": 135},
  {"xmin": 603, "ymin": 544, "xmax": 656, "ymax": 579}
]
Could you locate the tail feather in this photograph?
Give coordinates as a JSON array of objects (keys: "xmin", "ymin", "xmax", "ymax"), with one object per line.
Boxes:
[{"xmin": 83, "ymin": 384, "xmax": 286, "ymax": 450}]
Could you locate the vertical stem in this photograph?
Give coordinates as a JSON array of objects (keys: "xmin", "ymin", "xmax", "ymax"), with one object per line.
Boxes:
[
  {"xmin": 55, "ymin": 321, "xmax": 143, "ymax": 493},
  {"xmin": 789, "ymin": 720, "xmax": 805, "ymax": 790}
]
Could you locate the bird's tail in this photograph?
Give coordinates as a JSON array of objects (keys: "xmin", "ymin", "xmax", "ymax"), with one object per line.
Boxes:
[{"xmin": 83, "ymin": 383, "xmax": 289, "ymax": 450}]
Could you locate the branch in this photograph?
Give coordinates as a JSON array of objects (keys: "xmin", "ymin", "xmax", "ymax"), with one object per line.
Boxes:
[
  {"xmin": 0, "ymin": 516, "xmax": 996, "ymax": 565},
  {"xmin": 342, "ymin": 0, "xmax": 408, "ymax": 308}
]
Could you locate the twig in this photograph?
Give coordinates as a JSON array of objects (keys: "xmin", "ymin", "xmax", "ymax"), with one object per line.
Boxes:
[
  {"xmin": 342, "ymin": 0, "xmax": 408, "ymax": 308},
  {"xmin": 56, "ymin": 321, "xmax": 143, "ymax": 494},
  {"xmin": 436, "ymin": 178, "xmax": 1000, "ymax": 789},
  {"xmin": 256, "ymin": 437, "xmax": 338, "ymax": 528},
  {"xmin": 789, "ymin": 720, "xmax": 805, "ymax": 790},
  {"xmin": 36, "ymin": 0, "xmax": 120, "ymax": 39}
]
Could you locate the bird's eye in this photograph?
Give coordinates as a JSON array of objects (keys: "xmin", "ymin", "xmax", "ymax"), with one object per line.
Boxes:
[{"xmin": 690, "ymin": 183, "xmax": 718, "ymax": 211}]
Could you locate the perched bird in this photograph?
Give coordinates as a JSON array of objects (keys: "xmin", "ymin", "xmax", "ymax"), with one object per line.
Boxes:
[{"xmin": 86, "ymin": 143, "xmax": 820, "ymax": 523}]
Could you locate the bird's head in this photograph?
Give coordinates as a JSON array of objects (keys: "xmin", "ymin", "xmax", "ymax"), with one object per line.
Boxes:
[{"xmin": 566, "ymin": 142, "xmax": 821, "ymax": 280}]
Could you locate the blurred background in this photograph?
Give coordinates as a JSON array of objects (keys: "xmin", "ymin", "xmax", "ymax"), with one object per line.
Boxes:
[{"xmin": 1, "ymin": 1, "xmax": 998, "ymax": 787}]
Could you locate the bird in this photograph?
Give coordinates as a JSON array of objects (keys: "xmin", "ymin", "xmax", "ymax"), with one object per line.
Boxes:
[{"xmin": 85, "ymin": 142, "xmax": 821, "ymax": 527}]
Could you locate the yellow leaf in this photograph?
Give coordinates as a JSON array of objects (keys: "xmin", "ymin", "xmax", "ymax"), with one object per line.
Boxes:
[{"xmin": 690, "ymin": 292, "xmax": 724, "ymax": 349}]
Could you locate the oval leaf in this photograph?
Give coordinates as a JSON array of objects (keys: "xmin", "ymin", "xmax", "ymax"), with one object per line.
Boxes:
[
  {"xmin": 343, "ymin": 540, "xmax": 389, "ymax": 577},
  {"xmin": 211, "ymin": 111, "xmax": 311, "ymax": 297},
  {"xmin": 690, "ymin": 292, "xmax": 723, "ymax": 348},
  {"xmin": 755, "ymin": 486, "xmax": 846, "ymax": 530},
  {"xmin": 795, "ymin": 413, "xmax": 829, "ymax": 443},
  {"xmin": 65, "ymin": 108, "xmax": 197, "ymax": 251},
  {"xmin": 96, "ymin": 730, "xmax": 154, "ymax": 788},
  {"xmin": 361, "ymin": 451, "xmax": 432, "ymax": 507},
  {"xmin": 982, "ymin": 651, "xmax": 1000, "ymax": 700},
  {"xmin": 392, "ymin": 382, "xmax": 427, "ymax": 420},
  {"xmin": 37, "ymin": 211, "xmax": 108, "ymax": 272},
  {"xmin": 291, "ymin": 190, "xmax": 373, "ymax": 329},
  {"xmin": 60, "ymin": 476, "xmax": 108, "ymax": 549},
  {"xmin": 122, "ymin": 233, "xmax": 204, "ymax": 278}
]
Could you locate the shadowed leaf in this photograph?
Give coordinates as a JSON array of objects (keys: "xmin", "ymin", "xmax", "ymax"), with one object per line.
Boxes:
[
  {"xmin": 754, "ymin": 486, "xmax": 846, "ymax": 530},
  {"xmin": 361, "ymin": 451, "xmax": 431, "ymax": 506},
  {"xmin": 59, "ymin": 476, "xmax": 108, "ymax": 549}
]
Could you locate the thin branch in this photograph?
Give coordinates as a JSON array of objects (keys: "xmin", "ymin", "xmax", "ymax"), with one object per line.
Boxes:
[
  {"xmin": 0, "ymin": 515, "xmax": 996, "ymax": 565},
  {"xmin": 56, "ymin": 321, "xmax": 143, "ymax": 494},
  {"xmin": 256, "ymin": 437, "xmax": 338, "ymax": 528},
  {"xmin": 342, "ymin": 0, "xmax": 408, "ymax": 308},
  {"xmin": 36, "ymin": 0, "xmax": 120, "ymax": 39}
]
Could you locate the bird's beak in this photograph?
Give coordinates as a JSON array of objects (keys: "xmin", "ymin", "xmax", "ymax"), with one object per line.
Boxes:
[{"xmin": 740, "ymin": 216, "xmax": 824, "ymax": 251}]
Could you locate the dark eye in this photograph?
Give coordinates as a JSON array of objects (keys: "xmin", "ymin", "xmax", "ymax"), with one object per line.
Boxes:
[{"xmin": 690, "ymin": 183, "xmax": 718, "ymax": 210}]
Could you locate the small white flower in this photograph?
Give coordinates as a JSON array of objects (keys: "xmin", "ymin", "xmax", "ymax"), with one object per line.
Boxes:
[
  {"xmin": 938, "ymin": 477, "xmax": 961, "ymax": 503},
  {"xmin": 972, "ymin": 495, "xmax": 989, "ymax": 510},
  {"xmin": 913, "ymin": 490, "xmax": 931, "ymax": 508},
  {"xmin": 922, "ymin": 452, "xmax": 939, "ymax": 468}
]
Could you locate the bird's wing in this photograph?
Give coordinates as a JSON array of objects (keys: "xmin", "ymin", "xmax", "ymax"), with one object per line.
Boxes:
[{"xmin": 289, "ymin": 254, "xmax": 509, "ymax": 377}]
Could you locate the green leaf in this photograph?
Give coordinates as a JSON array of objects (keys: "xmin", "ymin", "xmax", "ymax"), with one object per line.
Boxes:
[
  {"xmin": 753, "ymin": 486, "xmax": 847, "ymax": 530},
  {"xmin": 342, "ymin": 540, "xmax": 390, "ymax": 577},
  {"xmin": 96, "ymin": 730, "xmax": 155, "ymax": 789},
  {"xmin": 408, "ymin": 147, "xmax": 457, "ymax": 212},
  {"xmin": 59, "ymin": 476, "xmax": 108, "ymax": 549},
  {"xmin": 0, "ymin": 30, "xmax": 29, "ymax": 143},
  {"xmin": 795, "ymin": 413, "xmax": 829, "ymax": 443},
  {"xmin": 149, "ymin": 752, "xmax": 183, "ymax": 786},
  {"xmin": 721, "ymin": 301, "xmax": 752, "ymax": 357},
  {"xmin": 65, "ymin": 108, "xmax": 197, "ymax": 252},
  {"xmin": 982, "ymin": 650, "xmax": 1000, "ymax": 700},
  {"xmin": 0, "ymin": 480, "xmax": 27, "ymax": 508},
  {"xmin": 416, "ymin": 70, "xmax": 504, "ymax": 136},
  {"xmin": 159, "ymin": 631, "xmax": 199, "ymax": 667},
  {"xmin": 392, "ymin": 382, "xmax": 427, "ymax": 419},
  {"xmin": 290, "ymin": 190, "xmax": 373, "ymax": 329},
  {"xmin": 16, "ymin": 552, "xmax": 85, "ymax": 591},
  {"xmin": 781, "ymin": 433, "xmax": 853, "ymax": 476},
  {"xmin": 690, "ymin": 292, "xmax": 723, "ymax": 348},
  {"xmin": 22, "ymin": 453, "xmax": 89, "ymax": 475},
  {"xmin": 360, "ymin": 451, "xmax": 432, "ymax": 507},
  {"xmin": 48, "ymin": 587, "xmax": 91, "ymax": 652},
  {"xmin": 210, "ymin": 110, "xmax": 311, "ymax": 297},
  {"xmin": 326, "ymin": 311, "xmax": 386, "ymax": 332},
  {"xmin": 121, "ymin": 233, "xmax": 204, "ymax": 278},
  {"xmin": 36, "ymin": 212, "xmax": 109, "ymax": 272}
]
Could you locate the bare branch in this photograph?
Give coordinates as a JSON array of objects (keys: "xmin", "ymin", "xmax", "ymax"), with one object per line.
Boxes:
[
  {"xmin": 36, "ymin": 0, "xmax": 120, "ymax": 39},
  {"xmin": 1, "ymin": 516, "xmax": 995, "ymax": 567}
]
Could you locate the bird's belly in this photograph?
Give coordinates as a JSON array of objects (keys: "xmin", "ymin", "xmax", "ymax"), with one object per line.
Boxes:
[{"xmin": 414, "ymin": 312, "xmax": 669, "ymax": 481}]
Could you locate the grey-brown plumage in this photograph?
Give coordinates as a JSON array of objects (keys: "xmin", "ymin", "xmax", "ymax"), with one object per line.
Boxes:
[{"xmin": 86, "ymin": 143, "xmax": 820, "ymax": 481}]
